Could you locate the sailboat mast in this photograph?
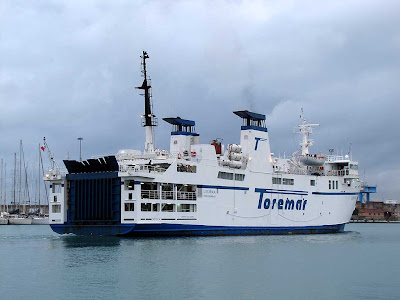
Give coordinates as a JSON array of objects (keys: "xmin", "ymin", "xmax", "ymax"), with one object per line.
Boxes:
[
  {"xmin": 1, "ymin": 159, "xmax": 3, "ymax": 213},
  {"xmin": 4, "ymin": 163, "xmax": 7, "ymax": 212},
  {"xmin": 13, "ymin": 152, "xmax": 16, "ymax": 207},
  {"xmin": 19, "ymin": 140, "xmax": 22, "ymax": 211},
  {"xmin": 38, "ymin": 144, "xmax": 41, "ymax": 211}
]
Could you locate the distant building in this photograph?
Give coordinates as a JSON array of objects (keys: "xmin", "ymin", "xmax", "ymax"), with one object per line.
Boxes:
[
  {"xmin": 352, "ymin": 201, "xmax": 399, "ymax": 222},
  {"xmin": 384, "ymin": 199, "xmax": 399, "ymax": 205}
]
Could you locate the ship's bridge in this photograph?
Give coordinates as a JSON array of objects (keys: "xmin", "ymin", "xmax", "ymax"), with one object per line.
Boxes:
[
  {"xmin": 233, "ymin": 110, "xmax": 267, "ymax": 132},
  {"xmin": 163, "ymin": 117, "xmax": 199, "ymax": 136},
  {"xmin": 163, "ymin": 117, "xmax": 200, "ymax": 157}
]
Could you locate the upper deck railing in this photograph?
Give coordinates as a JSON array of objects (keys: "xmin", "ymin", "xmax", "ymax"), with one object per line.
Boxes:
[
  {"xmin": 141, "ymin": 190, "xmax": 196, "ymax": 201},
  {"xmin": 326, "ymin": 155, "xmax": 346, "ymax": 162},
  {"xmin": 119, "ymin": 164, "xmax": 167, "ymax": 174}
]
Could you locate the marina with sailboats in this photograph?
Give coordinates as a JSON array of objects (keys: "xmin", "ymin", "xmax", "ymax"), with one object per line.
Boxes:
[{"xmin": 0, "ymin": 140, "xmax": 49, "ymax": 225}]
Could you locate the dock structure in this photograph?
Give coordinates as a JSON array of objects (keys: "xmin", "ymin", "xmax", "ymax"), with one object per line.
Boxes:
[{"xmin": 359, "ymin": 185, "xmax": 377, "ymax": 203}]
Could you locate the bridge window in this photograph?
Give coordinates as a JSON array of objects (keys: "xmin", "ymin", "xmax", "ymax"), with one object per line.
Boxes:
[
  {"xmin": 52, "ymin": 204, "xmax": 61, "ymax": 213},
  {"xmin": 125, "ymin": 203, "xmax": 135, "ymax": 211},
  {"xmin": 272, "ymin": 177, "xmax": 281, "ymax": 184}
]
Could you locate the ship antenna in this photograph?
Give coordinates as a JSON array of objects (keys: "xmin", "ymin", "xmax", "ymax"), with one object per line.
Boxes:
[
  {"xmin": 297, "ymin": 109, "xmax": 319, "ymax": 155},
  {"xmin": 136, "ymin": 51, "xmax": 157, "ymax": 153}
]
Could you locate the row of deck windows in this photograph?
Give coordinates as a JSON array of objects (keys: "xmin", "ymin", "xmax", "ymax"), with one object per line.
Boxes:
[
  {"xmin": 124, "ymin": 203, "xmax": 196, "ymax": 213},
  {"xmin": 123, "ymin": 181, "xmax": 197, "ymax": 201},
  {"xmin": 218, "ymin": 172, "xmax": 245, "ymax": 181},
  {"xmin": 272, "ymin": 177, "xmax": 294, "ymax": 185}
]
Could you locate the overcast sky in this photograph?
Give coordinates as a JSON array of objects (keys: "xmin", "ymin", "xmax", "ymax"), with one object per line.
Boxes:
[{"xmin": 1, "ymin": 0, "xmax": 399, "ymax": 201}]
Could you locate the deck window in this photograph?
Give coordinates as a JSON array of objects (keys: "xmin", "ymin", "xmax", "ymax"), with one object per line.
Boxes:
[
  {"xmin": 272, "ymin": 177, "xmax": 282, "ymax": 184},
  {"xmin": 218, "ymin": 172, "xmax": 234, "ymax": 180},
  {"xmin": 52, "ymin": 204, "xmax": 61, "ymax": 213},
  {"xmin": 52, "ymin": 184, "xmax": 61, "ymax": 193},
  {"xmin": 177, "ymin": 204, "xmax": 197, "ymax": 212},
  {"xmin": 161, "ymin": 203, "xmax": 175, "ymax": 212},
  {"xmin": 282, "ymin": 178, "xmax": 294, "ymax": 185},
  {"xmin": 141, "ymin": 203, "xmax": 152, "ymax": 212},
  {"xmin": 310, "ymin": 180, "xmax": 316, "ymax": 186},
  {"xmin": 125, "ymin": 203, "xmax": 135, "ymax": 211},
  {"xmin": 177, "ymin": 163, "xmax": 197, "ymax": 173},
  {"xmin": 235, "ymin": 174, "xmax": 245, "ymax": 181},
  {"xmin": 124, "ymin": 180, "xmax": 135, "ymax": 190},
  {"xmin": 152, "ymin": 203, "xmax": 160, "ymax": 212},
  {"xmin": 329, "ymin": 180, "xmax": 331, "ymax": 189}
]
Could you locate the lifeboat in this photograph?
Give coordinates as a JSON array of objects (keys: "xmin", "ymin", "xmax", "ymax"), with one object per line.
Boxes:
[{"xmin": 299, "ymin": 155, "xmax": 326, "ymax": 166}]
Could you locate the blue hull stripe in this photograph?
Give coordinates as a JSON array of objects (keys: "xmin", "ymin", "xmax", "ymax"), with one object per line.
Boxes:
[
  {"xmin": 312, "ymin": 192, "xmax": 359, "ymax": 195},
  {"xmin": 50, "ymin": 223, "xmax": 346, "ymax": 237},
  {"xmin": 255, "ymin": 188, "xmax": 308, "ymax": 196}
]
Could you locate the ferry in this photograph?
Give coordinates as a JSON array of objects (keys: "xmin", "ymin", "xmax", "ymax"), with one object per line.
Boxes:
[{"xmin": 46, "ymin": 51, "xmax": 361, "ymax": 236}]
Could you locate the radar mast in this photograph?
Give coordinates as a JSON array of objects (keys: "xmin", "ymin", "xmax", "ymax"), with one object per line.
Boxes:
[{"xmin": 136, "ymin": 51, "xmax": 157, "ymax": 153}]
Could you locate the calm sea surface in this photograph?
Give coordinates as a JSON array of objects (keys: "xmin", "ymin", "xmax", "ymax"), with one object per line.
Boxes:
[{"xmin": 1, "ymin": 223, "xmax": 400, "ymax": 300}]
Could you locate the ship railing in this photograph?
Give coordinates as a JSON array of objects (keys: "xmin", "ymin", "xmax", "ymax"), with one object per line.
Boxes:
[
  {"xmin": 326, "ymin": 155, "xmax": 345, "ymax": 162},
  {"xmin": 45, "ymin": 169, "xmax": 67, "ymax": 180},
  {"xmin": 326, "ymin": 170, "xmax": 349, "ymax": 176},
  {"xmin": 177, "ymin": 191, "xmax": 196, "ymax": 201},
  {"xmin": 141, "ymin": 190, "xmax": 160, "ymax": 200},
  {"xmin": 141, "ymin": 190, "xmax": 196, "ymax": 200},
  {"xmin": 161, "ymin": 191, "xmax": 175, "ymax": 200},
  {"xmin": 119, "ymin": 165, "xmax": 167, "ymax": 174},
  {"xmin": 275, "ymin": 169, "xmax": 308, "ymax": 175}
]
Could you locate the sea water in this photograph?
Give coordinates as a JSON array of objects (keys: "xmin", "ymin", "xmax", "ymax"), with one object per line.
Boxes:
[{"xmin": 0, "ymin": 223, "xmax": 399, "ymax": 300}]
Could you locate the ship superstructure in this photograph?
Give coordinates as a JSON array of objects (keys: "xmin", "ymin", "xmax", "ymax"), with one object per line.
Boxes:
[{"xmin": 46, "ymin": 52, "xmax": 361, "ymax": 236}]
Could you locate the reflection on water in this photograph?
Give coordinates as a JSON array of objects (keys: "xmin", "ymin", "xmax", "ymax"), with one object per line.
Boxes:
[{"xmin": 61, "ymin": 235, "xmax": 122, "ymax": 248}]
